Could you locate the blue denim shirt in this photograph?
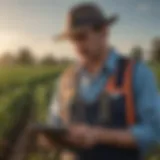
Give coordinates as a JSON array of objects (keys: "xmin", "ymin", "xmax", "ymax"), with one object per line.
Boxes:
[{"xmin": 49, "ymin": 49, "xmax": 160, "ymax": 155}]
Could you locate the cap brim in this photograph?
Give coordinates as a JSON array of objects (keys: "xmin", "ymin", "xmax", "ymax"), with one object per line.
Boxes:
[
  {"xmin": 53, "ymin": 14, "xmax": 118, "ymax": 42},
  {"xmin": 106, "ymin": 14, "xmax": 118, "ymax": 26},
  {"xmin": 54, "ymin": 26, "xmax": 90, "ymax": 42}
]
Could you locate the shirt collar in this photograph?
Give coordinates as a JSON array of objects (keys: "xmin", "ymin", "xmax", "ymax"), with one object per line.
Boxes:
[
  {"xmin": 77, "ymin": 48, "xmax": 120, "ymax": 75},
  {"xmin": 103, "ymin": 48, "xmax": 120, "ymax": 74}
]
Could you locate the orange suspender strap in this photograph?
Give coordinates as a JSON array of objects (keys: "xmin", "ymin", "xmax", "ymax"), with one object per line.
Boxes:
[
  {"xmin": 123, "ymin": 60, "xmax": 136, "ymax": 126},
  {"xmin": 106, "ymin": 60, "xmax": 136, "ymax": 126}
]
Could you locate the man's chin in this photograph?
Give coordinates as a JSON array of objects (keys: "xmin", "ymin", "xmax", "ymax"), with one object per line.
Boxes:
[{"xmin": 87, "ymin": 54, "xmax": 102, "ymax": 61}]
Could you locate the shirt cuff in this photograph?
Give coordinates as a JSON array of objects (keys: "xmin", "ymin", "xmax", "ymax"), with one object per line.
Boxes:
[{"xmin": 130, "ymin": 125, "xmax": 157, "ymax": 154}]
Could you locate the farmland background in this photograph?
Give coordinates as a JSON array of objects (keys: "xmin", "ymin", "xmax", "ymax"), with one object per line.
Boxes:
[
  {"xmin": 0, "ymin": 38, "xmax": 160, "ymax": 160},
  {"xmin": 0, "ymin": 64, "xmax": 160, "ymax": 160},
  {"xmin": 0, "ymin": 64, "xmax": 66, "ymax": 160},
  {"xmin": 0, "ymin": 0, "xmax": 160, "ymax": 158}
]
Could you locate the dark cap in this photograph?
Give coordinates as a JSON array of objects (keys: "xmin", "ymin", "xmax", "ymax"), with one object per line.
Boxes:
[{"xmin": 54, "ymin": 3, "xmax": 118, "ymax": 41}]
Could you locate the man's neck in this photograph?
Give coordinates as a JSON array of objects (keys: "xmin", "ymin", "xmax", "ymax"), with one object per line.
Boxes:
[{"xmin": 85, "ymin": 48, "xmax": 108, "ymax": 75}]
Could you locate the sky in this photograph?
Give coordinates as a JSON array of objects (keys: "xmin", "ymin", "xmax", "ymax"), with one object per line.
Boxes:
[{"xmin": 0, "ymin": 0, "xmax": 160, "ymax": 59}]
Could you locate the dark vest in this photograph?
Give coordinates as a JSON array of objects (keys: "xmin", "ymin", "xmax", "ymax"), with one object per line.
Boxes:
[{"xmin": 69, "ymin": 57, "xmax": 141, "ymax": 160}]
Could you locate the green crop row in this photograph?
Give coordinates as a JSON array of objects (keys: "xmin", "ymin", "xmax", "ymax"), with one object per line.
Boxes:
[{"xmin": 0, "ymin": 66, "xmax": 63, "ymax": 159}]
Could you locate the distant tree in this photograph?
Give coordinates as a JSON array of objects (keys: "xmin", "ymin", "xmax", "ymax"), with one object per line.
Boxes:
[
  {"xmin": 130, "ymin": 46, "xmax": 144, "ymax": 61},
  {"xmin": 59, "ymin": 57, "xmax": 73, "ymax": 65},
  {"xmin": 151, "ymin": 37, "xmax": 160, "ymax": 63},
  {"xmin": 40, "ymin": 54, "xmax": 57, "ymax": 65},
  {"xmin": 0, "ymin": 52, "xmax": 15, "ymax": 65},
  {"xmin": 16, "ymin": 47, "xmax": 35, "ymax": 65}
]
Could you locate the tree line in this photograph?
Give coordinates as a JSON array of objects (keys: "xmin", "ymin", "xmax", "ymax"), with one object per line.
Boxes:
[
  {"xmin": 0, "ymin": 37, "xmax": 160, "ymax": 66},
  {"xmin": 0, "ymin": 48, "xmax": 72, "ymax": 66},
  {"xmin": 130, "ymin": 37, "xmax": 160, "ymax": 62}
]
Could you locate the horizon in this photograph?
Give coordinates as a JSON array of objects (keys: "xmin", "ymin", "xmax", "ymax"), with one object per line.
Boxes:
[{"xmin": 0, "ymin": 0, "xmax": 160, "ymax": 59}]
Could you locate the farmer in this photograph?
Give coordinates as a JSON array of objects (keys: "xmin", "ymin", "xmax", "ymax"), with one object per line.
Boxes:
[{"xmin": 42, "ymin": 2, "xmax": 160, "ymax": 160}]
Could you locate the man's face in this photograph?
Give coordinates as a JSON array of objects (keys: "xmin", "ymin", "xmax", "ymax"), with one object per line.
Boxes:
[{"xmin": 70, "ymin": 26, "xmax": 108, "ymax": 60}]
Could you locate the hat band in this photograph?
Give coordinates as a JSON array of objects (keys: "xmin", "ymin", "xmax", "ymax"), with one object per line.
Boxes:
[{"xmin": 70, "ymin": 17, "xmax": 106, "ymax": 29}]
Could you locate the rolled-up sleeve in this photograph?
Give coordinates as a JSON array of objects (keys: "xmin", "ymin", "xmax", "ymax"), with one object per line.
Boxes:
[{"xmin": 130, "ymin": 63, "xmax": 160, "ymax": 153}]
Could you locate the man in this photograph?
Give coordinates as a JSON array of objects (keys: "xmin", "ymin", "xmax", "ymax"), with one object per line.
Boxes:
[{"xmin": 44, "ymin": 2, "xmax": 160, "ymax": 160}]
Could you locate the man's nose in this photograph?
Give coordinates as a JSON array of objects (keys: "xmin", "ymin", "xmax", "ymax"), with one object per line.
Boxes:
[{"xmin": 77, "ymin": 41, "xmax": 87, "ymax": 48}]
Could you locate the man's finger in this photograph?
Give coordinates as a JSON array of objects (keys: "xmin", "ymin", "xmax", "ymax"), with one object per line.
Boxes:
[{"xmin": 37, "ymin": 133, "xmax": 56, "ymax": 150}]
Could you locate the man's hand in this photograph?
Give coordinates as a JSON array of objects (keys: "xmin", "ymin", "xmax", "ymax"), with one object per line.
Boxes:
[
  {"xmin": 36, "ymin": 125, "xmax": 100, "ymax": 150},
  {"xmin": 64, "ymin": 124, "xmax": 100, "ymax": 149},
  {"xmin": 65, "ymin": 125, "xmax": 137, "ymax": 149},
  {"xmin": 37, "ymin": 125, "xmax": 137, "ymax": 150},
  {"xmin": 37, "ymin": 133, "xmax": 62, "ymax": 150}
]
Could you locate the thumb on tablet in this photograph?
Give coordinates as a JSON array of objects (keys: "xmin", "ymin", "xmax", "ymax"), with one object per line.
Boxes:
[{"xmin": 37, "ymin": 133, "xmax": 58, "ymax": 150}]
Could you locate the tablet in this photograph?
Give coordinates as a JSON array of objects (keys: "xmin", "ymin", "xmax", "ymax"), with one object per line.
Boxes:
[
  {"xmin": 32, "ymin": 124, "xmax": 81, "ymax": 151},
  {"xmin": 32, "ymin": 124, "xmax": 68, "ymax": 140}
]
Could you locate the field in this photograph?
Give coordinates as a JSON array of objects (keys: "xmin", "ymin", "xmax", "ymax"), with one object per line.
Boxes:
[
  {"xmin": 0, "ymin": 65, "xmax": 67, "ymax": 160},
  {"xmin": 0, "ymin": 64, "xmax": 160, "ymax": 160},
  {"xmin": 0, "ymin": 65, "xmax": 65, "ymax": 88},
  {"xmin": 0, "ymin": 65, "xmax": 64, "ymax": 121}
]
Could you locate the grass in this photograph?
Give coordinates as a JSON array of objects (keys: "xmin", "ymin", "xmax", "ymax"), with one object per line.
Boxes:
[
  {"xmin": 0, "ymin": 65, "xmax": 65, "ymax": 89},
  {"xmin": 0, "ymin": 65, "xmax": 63, "ymax": 140}
]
